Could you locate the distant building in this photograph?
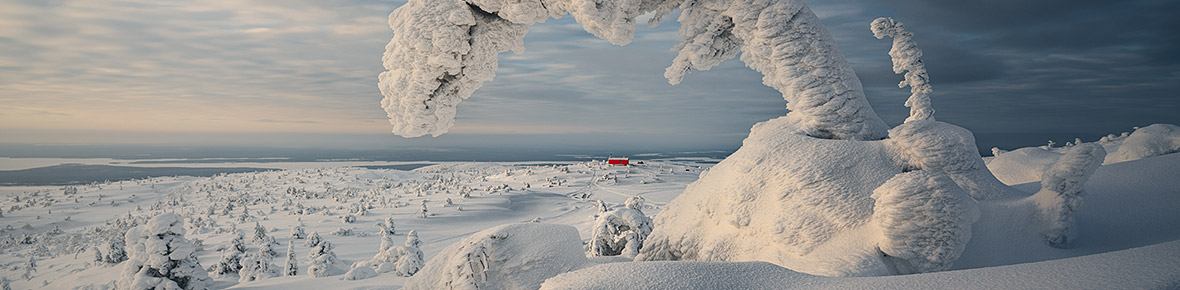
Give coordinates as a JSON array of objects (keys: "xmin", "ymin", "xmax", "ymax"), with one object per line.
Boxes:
[{"xmin": 608, "ymin": 157, "xmax": 629, "ymax": 166}]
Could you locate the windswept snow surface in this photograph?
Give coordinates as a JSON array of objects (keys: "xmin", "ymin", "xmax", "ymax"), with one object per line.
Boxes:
[
  {"xmin": 1, "ymin": 147, "xmax": 1178, "ymax": 288},
  {"xmin": 380, "ymin": 0, "xmax": 888, "ymax": 140},
  {"xmin": 0, "ymin": 159, "xmax": 708, "ymax": 289}
]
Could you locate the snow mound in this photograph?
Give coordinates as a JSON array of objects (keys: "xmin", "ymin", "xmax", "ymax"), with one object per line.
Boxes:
[
  {"xmin": 1108, "ymin": 124, "xmax": 1180, "ymax": 164},
  {"xmin": 541, "ymin": 239, "xmax": 1180, "ymax": 289},
  {"xmin": 984, "ymin": 147, "xmax": 1062, "ymax": 185},
  {"xmin": 404, "ymin": 223, "xmax": 594, "ymax": 290},
  {"xmin": 381, "ymin": 0, "xmax": 889, "ymax": 140}
]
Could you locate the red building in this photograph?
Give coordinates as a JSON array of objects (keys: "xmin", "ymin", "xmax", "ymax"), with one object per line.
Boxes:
[{"xmin": 608, "ymin": 157, "xmax": 629, "ymax": 166}]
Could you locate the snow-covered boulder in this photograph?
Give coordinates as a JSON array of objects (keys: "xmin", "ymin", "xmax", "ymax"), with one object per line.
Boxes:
[
  {"xmin": 1107, "ymin": 124, "xmax": 1180, "ymax": 164},
  {"xmin": 404, "ymin": 223, "xmax": 593, "ymax": 290}
]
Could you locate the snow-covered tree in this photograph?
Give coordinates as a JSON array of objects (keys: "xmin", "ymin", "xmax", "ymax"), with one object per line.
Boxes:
[
  {"xmin": 395, "ymin": 231, "xmax": 424, "ymax": 277},
  {"xmin": 379, "ymin": 0, "xmax": 888, "ymax": 140},
  {"xmin": 305, "ymin": 231, "xmax": 322, "ymax": 248},
  {"xmin": 103, "ymin": 237, "xmax": 128, "ymax": 264},
  {"xmin": 872, "ymin": 17, "xmax": 933, "ymax": 123},
  {"xmin": 376, "ymin": 217, "xmax": 397, "ymax": 251},
  {"xmin": 290, "ymin": 223, "xmax": 306, "ymax": 239},
  {"xmin": 210, "ymin": 232, "xmax": 248, "ymax": 277},
  {"xmin": 118, "ymin": 213, "xmax": 212, "ymax": 290},
  {"xmin": 251, "ymin": 222, "xmax": 268, "ymax": 243},
  {"xmin": 588, "ymin": 196, "xmax": 653, "ymax": 257},
  {"xmin": 283, "ymin": 241, "xmax": 298, "ymax": 276},
  {"xmin": 418, "ymin": 201, "xmax": 429, "ymax": 218},
  {"xmin": 1032, "ymin": 143, "xmax": 1106, "ymax": 248},
  {"xmin": 237, "ymin": 251, "xmax": 278, "ymax": 283},
  {"xmin": 871, "ymin": 171, "xmax": 979, "ymax": 274},
  {"xmin": 23, "ymin": 256, "xmax": 36, "ymax": 280},
  {"xmin": 306, "ymin": 240, "xmax": 342, "ymax": 277}
]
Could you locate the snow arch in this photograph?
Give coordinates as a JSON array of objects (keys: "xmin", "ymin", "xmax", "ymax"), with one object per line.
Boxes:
[{"xmin": 379, "ymin": 0, "xmax": 889, "ymax": 140}]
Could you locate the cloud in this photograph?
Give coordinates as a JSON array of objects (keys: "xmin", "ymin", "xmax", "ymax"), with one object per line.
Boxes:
[{"xmin": 1, "ymin": 0, "xmax": 1177, "ymax": 152}]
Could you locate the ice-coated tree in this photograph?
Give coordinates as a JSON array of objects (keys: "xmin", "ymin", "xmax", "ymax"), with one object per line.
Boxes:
[
  {"xmin": 588, "ymin": 196, "xmax": 653, "ymax": 257},
  {"xmin": 290, "ymin": 223, "xmax": 306, "ymax": 239},
  {"xmin": 23, "ymin": 255, "xmax": 36, "ymax": 280},
  {"xmin": 394, "ymin": 230, "xmax": 424, "ymax": 277},
  {"xmin": 1033, "ymin": 143, "xmax": 1106, "ymax": 248},
  {"xmin": 418, "ymin": 201, "xmax": 429, "ymax": 218},
  {"xmin": 237, "ymin": 251, "xmax": 278, "ymax": 283},
  {"xmin": 872, "ymin": 17, "xmax": 933, "ymax": 123},
  {"xmin": 871, "ymin": 171, "xmax": 979, "ymax": 274},
  {"xmin": 283, "ymin": 241, "xmax": 298, "ymax": 276},
  {"xmin": 306, "ymin": 240, "xmax": 341, "ymax": 277},
  {"xmin": 118, "ymin": 213, "xmax": 212, "ymax": 290},
  {"xmin": 305, "ymin": 231, "xmax": 322, "ymax": 248},
  {"xmin": 210, "ymin": 232, "xmax": 248, "ymax": 277},
  {"xmin": 251, "ymin": 222, "xmax": 268, "ymax": 243},
  {"xmin": 103, "ymin": 237, "xmax": 127, "ymax": 264},
  {"xmin": 380, "ymin": 0, "xmax": 888, "ymax": 140}
]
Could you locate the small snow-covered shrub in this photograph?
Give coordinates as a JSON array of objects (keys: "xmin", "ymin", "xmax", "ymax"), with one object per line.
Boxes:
[
  {"xmin": 238, "ymin": 252, "xmax": 278, "ymax": 283},
  {"xmin": 587, "ymin": 196, "xmax": 653, "ymax": 258},
  {"xmin": 343, "ymin": 266, "xmax": 377, "ymax": 280},
  {"xmin": 307, "ymin": 240, "xmax": 343, "ymax": 277},
  {"xmin": 119, "ymin": 213, "xmax": 212, "ymax": 290},
  {"xmin": 404, "ymin": 224, "xmax": 592, "ymax": 290},
  {"xmin": 103, "ymin": 237, "xmax": 127, "ymax": 264}
]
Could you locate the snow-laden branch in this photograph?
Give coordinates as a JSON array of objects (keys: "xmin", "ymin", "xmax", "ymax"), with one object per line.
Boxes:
[
  {"xmin": 872, "ymin": 17, "xmax": 933, "ymax": 123},
  {"xmin": 380, "ymin": 0, "xmax": 888, "ymax": 140}
]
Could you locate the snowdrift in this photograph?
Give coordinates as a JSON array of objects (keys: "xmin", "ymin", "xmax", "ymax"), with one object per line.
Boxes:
[
  {"xmin": 404, "ymin": 223, "xmax": 594, "ymax": 290},
  {"xmin": 542, "ymin": 239, "xmax": 1180, "ymax": 289}
]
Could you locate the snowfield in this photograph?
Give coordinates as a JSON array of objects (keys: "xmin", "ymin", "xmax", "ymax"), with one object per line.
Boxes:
[{"xmin": 1, "ymin": 128, "xmax": 1178, "ymax": 289}]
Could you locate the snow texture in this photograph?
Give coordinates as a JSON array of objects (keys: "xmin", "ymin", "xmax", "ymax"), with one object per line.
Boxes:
[
  {"xmin": 404, "ymin": 223, "xmax": 593, "ymax": 290},
  {"xmin": 543, "ymin": 239, "xmax": 1180, "ymax": 289},
  {"xmin": 871, "ymin": 17, "xmax": 932, "ymax": 123},
  {"xmin": 871, "ymin": 171, "xmax": 979, "ymax": 274},
  {"xmin": 118, "ymin": 213, "xmax": 212, "ymax": 290},
  {"xmin": 587, "ymin": 196, "xmax": 653, "ymax": 258},
  {"xmin": 1108, "ymin": 124, "xmax": 1180, "ymax": 164},
  {"xmin": 1032, "ymin": 143, "xmax": 1105, "ymax": 248},
  {"xmin": 380, "ymin": 0, "xmax": 889, "ymax": 140}
]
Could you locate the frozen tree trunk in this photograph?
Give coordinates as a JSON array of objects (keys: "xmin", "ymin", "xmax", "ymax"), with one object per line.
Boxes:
[
  {"xmin": 379, "ymin": 0, "xmax": 887, "ymax": 141},
  {"xmin": 1032, "ymin": 143, "xmax": 1106, "ymax": 248}
]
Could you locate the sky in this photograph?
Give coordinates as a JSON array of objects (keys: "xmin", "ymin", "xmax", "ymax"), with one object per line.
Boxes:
[{"xmin": 2, "ymin": 0, "xmax": 1178, "ymax": 154}]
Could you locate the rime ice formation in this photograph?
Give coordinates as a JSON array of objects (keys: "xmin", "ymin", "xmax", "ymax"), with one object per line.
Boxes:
[
  {"xmin": 872, "ymin": 171, "xmax": 979, "ymax": 274},
  {"xmin": 872, "ymin": 17, "xmax": 933, "ymax": 123},
  {"xmin": 119, "ymin": 213, "xmax": 212, "ymax": 290},
  {"xmin": 1032, "ymin": 143, "xmax": 1106, "ymax": 248},
  {"xmin": 404, "ymin": 223, "xmax": 594, "ymax": 290},
  {"xmin": 380, "ymin": 0, "xmax": 888, "ymax": 140}
]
